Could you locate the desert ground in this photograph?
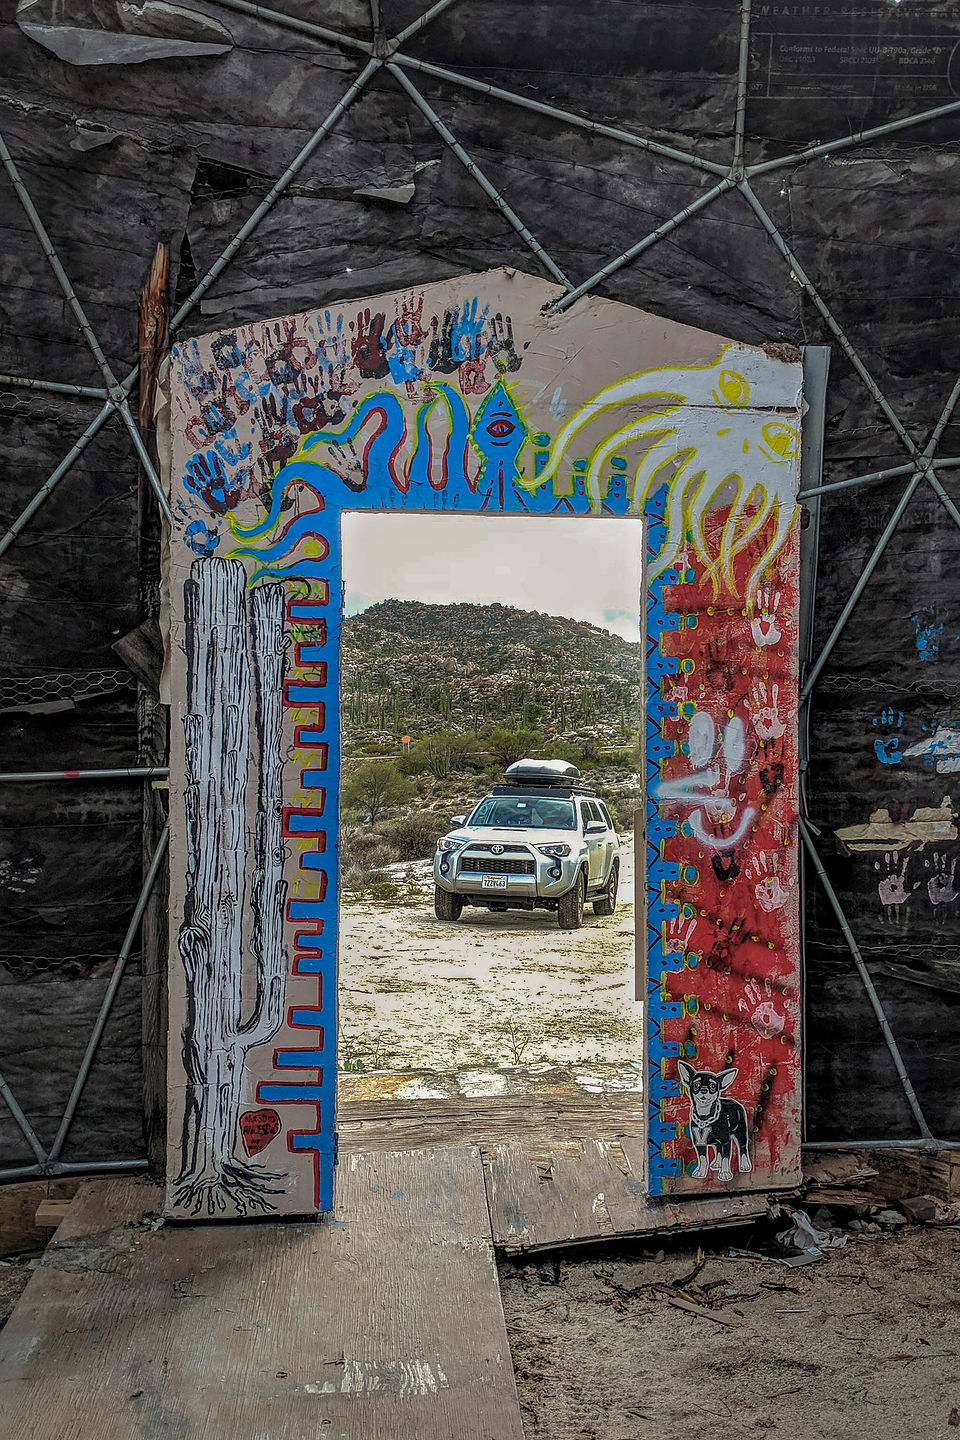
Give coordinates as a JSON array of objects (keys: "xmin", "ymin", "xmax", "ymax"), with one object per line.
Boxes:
[
  {"xmin": 501, "ymin": 1219, "xmax": 960, "ymax": 1440},
  {"xmin": 337, "ymin": 833, "xmax": 644, "ymax": 1099}
]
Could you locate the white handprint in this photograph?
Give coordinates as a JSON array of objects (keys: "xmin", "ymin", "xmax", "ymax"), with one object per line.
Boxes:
[
  {"xmin": 751, "ymin": 681, "xmax": 785, "ymax": 743},
  {"xmin": 655, "ymin": 711, "xmax": 756, "ymax": 850},
  {"xmin": 926, "ymin": 852, "xmax": 958, "ymax": 907},
  {"xmin": 875, "ymin": 851, "xmax": 912, "ymax": 908},
  {"xmin": 664, "ymin": 912, "xmax": 698, "ymax": 958},
  {"xmin": 750, "ymin": 587, "xmax": 782, "ymax": 646},
  {"xmin": 746, "ymin": 850, "xmax": 789, "ymax": 913},
  {"xmin": 738, "ymin": 977, "xmax": 785, "ymax": 1039}
]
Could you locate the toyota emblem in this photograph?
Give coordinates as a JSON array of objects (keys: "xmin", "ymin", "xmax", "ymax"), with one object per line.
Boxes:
[{"xmin": 491, "ymin": 844, "xmax": 504, "ymax": 854}]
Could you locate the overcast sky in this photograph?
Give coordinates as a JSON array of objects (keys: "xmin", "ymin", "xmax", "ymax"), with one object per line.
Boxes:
[{"xmin": 340, "ymin": 513, "xmax": 643, "ymax": 642}]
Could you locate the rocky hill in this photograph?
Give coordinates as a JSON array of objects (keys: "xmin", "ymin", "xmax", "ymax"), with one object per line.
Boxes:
[{"xmin": 340, "ymin": 599, "xmax": 642, "ymax": 742}]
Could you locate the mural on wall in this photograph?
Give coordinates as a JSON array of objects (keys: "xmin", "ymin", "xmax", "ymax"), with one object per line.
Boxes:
[{"xmin": 166, "ymin": 268, "xmax": 804, "ymax": 1218}]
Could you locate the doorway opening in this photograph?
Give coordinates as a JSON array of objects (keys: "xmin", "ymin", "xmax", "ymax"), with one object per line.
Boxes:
[{"xmin": 337, "ymin": 511, "xmax": 644, "ymax": 1107}]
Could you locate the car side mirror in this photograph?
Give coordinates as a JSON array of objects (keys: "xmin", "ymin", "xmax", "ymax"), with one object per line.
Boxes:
[
  {"xmin": 451, "ymin": 815, "xmax": 467, "ymax": 826},
  {"xmin": 586, "ymin": 820, "xmax": 606, "ymax": 835}
]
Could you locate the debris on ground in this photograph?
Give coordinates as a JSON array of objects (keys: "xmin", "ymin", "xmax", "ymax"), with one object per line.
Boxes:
[{"xmin": 501, "ymin": 1221, "xmax": 960, "ymax": 1438}]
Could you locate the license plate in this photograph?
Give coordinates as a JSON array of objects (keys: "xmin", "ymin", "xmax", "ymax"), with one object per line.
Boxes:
[{"xmin": 482, "ymin": 875, "xmax": 509, "ymax": 889}]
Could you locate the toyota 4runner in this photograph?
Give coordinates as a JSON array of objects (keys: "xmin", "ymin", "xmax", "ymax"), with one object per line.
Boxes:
[{"xmin": 433, "ymin": 758, "xmax": 620, "ymax": 930}]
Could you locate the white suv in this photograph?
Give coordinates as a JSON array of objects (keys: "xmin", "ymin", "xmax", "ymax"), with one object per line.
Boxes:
[{"xmin": 432, "ymin": 758, "xmax": 620, "ymax": 930}]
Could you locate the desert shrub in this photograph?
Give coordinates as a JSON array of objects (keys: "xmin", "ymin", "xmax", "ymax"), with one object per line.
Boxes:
[
  {"xmin": 483, "ymin": 726, "xmax": 545, "ymax": 768},
  {"xmin": 338, "ymin": 821, "xmax": 395, "ymax": 888},
  {"xmin": 607, "ymin": 793, "xmax": 642, "ymax": 832},
  {"xmin": 391, "ymin": 811, "xmax": 449, "ymax": 860},
  {"xmin": 341, "ymin": 760, "xmax": 414, "ymax": 823},
  {"xmin": 401, "ymin": 729, "xmax": 485, "ymax": 779}
]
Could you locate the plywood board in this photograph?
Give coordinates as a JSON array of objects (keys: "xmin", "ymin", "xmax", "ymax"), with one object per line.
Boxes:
[
  {"xmin": 485, "ymin": 1135, "xmax": 768, "ymax": 1252},
  {"xmin": 337, "ymin": 1089, "xmax": 645, "ymax": 1155},
  {"xmin": 0, "ymin": 1156, "xmax": 523, "ymax": 1440}
]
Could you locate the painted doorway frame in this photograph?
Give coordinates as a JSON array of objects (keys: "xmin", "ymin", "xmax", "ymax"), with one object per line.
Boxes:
[{"xmin": 164, "ymin": 269, "xmax": 805, "ymax": 1219}]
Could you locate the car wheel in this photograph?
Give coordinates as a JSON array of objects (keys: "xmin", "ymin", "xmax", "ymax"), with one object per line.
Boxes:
[
  {"xmin": 593, "ymin": 860, "xmax": 619, "ymax": 917},
  {"xmin": 435, "ymin": 887, "xmax": 463, "ymax": 921},
  {"xmin": 557, "ymin": 870, "xmax": 586, "ymax": 930}
]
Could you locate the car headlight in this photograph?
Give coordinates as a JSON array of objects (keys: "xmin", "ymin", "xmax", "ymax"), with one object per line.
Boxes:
[
  {"xmin": 437, "ymin": 837, "xmax": 467, "ymax": 853},
  {"xmin": 535, "ymin": 843, "xmax": 571, "ymax": 857}
]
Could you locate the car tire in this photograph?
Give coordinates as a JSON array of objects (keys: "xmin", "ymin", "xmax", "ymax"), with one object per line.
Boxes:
[
  {"xmin": 593, "ymin": 860, "xmax": 619, "ymax": 917},
  {"xmin": 435, "ymin": 887, "xmax": 463, "ymax": 921},
  {"xmin": 557, "ymin": 870, "xmax": 586, "ymax": 930}
]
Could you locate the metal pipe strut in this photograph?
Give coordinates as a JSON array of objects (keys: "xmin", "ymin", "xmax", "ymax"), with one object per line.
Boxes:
[
  {"xmin": 0, "ymin": 1066, "xmax": 48, "ymax": 1166},
  {"xmin": 0, "ymin": 133, "xmax": 172, "ymax": 525},
  {"xmin": 747, "ymin": 95, "xmax": 960, "ymax": 179},
  {"xmin": 738, "ymin": 180, "xmax": 917, "ymax": 460},
  {"xmin": 205, "ymin": 0, "xmax": 373, "ymax": 50},
  {"xmin": 732, "ymin": 0, "xmax": 752, "ymax": 174},
  {"xmin": 0, "ymin": 375, "xmax": 109, "ymax": 400},
  {"xmin": 549, "ymin": 179, "xmax": 735, "ymax": 314},
  {"xmin": 797, "ymin": 461, "xmax": 916, "ymax": 502},
  {"xmin": 391, "ymin": 53, "xmax": 730, "ymax": 177},
  {"xmin": 46, "ymin": 825, "xmax": 170, "ymax": 1165},
  {"xmin": 169, "ymin": 58, "xmax": 381, "ymax": 333},
  {"xmin": 926, "ymin": 371, "xmax": 960, "ymax": 456},
  {"xmin": 0, "ymin": 60, "xmax": 377, "ymax": 558},
  {"xmin": 799, "ymin": 817, "xmax": 934, "ymax": 1142},
  {"xmin": 0, "ymin": 133, "xmax": 117, "ymax": 386},
  {"xmin": 801, "ymin": 470, "xmax": 924, "ymax": 699},
  {"xmin": 0, "ymin": 767, "xmax": 170, "ymax": 783},
  {"xmin": 0, "ymin": 399, "xmax": 116, "ymax": 560},
  {"xmin": 0, "ymin": 1158, "xmax": 149, "ymax": 1183},
  {"xmin": 390, "ymin": 0, "xmax": 461, "ymax": 49},
  {"xmin": 924, "ymin": 467, "xmax": 960, "ymax": 537},
  {"xmin": 387, "ymin": 63, "xmax": 572, "ymax": 290}
]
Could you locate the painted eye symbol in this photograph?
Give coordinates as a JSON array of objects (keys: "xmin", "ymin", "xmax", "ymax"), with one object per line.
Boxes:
[{"xmin": 486, "ymin": 416, "xmax": 515, "ymax": 439}]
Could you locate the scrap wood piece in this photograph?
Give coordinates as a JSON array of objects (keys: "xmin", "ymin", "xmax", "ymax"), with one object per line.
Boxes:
[
  {"xmin": 485, "ymin": 1136, "xmax": 768, "ymax": 1252},
  {"xmin": 802, "ymin": 1187, "xmax": 878, "ymax": 1214},
  {"xmin": 138, "ymin": 241, "xmax": 168, "ymax": 435},
  {"xmin": 801, "ymin": 1151, "xmax": 879, "ymax": 1189},
  {"xmin": 667, "ymin": 1296, "xmax": 742, "ymax": 1326},
  {"xmin": 0, "ymin": 1152, "xmax": 524, "ymax": 1440}
]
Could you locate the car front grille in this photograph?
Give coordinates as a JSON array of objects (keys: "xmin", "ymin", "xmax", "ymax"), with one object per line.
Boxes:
[
  {"xmin": 464, "ymin": 843, "xmax": 529, "ymax": 853},
  {"xmin": 459, "ymin": 857, "xmax": 535, "ymax": 876}
]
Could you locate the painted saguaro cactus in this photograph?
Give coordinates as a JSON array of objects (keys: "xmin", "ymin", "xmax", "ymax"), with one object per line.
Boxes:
[{"xmin": 165, "ymin": 268, "xmax": 803, "ymax": 1218}]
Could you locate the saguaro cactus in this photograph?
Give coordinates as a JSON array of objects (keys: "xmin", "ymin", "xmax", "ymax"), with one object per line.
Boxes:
[{"xmin": 173, "ymin": 558, "xmax": 288, "ymax": 1217}]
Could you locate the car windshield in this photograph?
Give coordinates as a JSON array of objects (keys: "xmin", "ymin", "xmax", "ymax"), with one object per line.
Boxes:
[{"xmin": 467, "ymin": 797, "xmax": 577, "ymax": 830}]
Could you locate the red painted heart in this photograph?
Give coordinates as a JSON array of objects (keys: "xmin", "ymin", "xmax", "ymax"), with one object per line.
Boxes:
[{"xmin": 239, "ymin": 1108, "xmax": 282, "ymax": 1157}]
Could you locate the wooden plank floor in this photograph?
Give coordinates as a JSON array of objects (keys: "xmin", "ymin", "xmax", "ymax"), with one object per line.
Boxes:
[
  {"xmin": 340, "ymin": 1093, "xmax": 770, "ymax": 1253},
  {"xmin": 0, "ymin": 1151, "xmax": 524, "ymax": 1440},
  {"xmin": 337, "ymin": 1089, "xmax": 645, "ymax": 1155},
  {"xmin": 485, "ymin": 1135, "xmax": 768, "ymax": 1251}
]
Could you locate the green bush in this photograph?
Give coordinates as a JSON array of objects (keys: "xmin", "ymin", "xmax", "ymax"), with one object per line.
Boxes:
[
  {"xmin": 338, "ymin": 821, "xmax": 395, "ymax": 888},
  {"xmin": 341, "ymin": 760, "xmax": 414, "ymax": 823},
  {"xmin": 401, "ymin": 728, "xmax": 486, "ymax": 779},
  {"xmin": 391, "ymin": 811, "xmax": 449, "ymax": 860},
  {"xmin": 483, "ymin": 726, "xmax": 545, "ymax": 768}
]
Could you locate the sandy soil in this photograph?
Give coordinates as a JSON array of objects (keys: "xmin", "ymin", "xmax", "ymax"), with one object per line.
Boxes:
[
  {"xmin": 501, "ymin": 1223, "xmax": 960, "ymax": 1440},
  {"xmin": 338, "ymin": 835, "xmax": 643, "ymax": 1090}
]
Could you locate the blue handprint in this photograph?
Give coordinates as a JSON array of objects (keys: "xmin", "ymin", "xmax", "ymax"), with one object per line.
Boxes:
[
  {"xmin": 912, "ymin": 604, "xmax": 943, "ymax": 662},
  {"xmin": 872, "ymin": 708, "xmax": 904, "ymax": 765},
  {"xmin": 450, "ymin": 298, "xmax": 488, "ymax": 363}
]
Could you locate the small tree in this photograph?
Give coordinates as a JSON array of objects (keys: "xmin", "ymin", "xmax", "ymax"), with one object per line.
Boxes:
[
  {"xmin": 485, "ymin": 726, "xmax": 544, "ymax": 769},
  {"xmin": 342, "ymin": 760, "xmax": 414, "ymax": 824}
]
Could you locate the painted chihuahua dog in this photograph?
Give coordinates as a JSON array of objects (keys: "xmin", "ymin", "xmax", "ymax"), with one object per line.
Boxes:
[{"xmin": 677, "ymin": 1061, "xmax": 752, "ymax": 1182}]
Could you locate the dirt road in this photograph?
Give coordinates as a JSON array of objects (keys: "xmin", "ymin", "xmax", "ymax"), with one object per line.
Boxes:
[{"xmin": 338, "ymin": 834, "xmax": 644, "ymax": 1097}]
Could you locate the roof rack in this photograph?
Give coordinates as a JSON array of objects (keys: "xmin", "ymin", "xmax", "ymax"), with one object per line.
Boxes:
[{"xmin": 489, "ymin": 781, "xmax": 598, "ymax": 798}]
